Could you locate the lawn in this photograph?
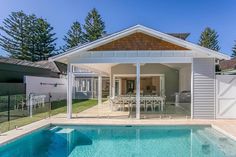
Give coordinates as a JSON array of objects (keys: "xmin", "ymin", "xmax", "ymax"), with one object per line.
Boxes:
[{"xmin": 0, "ymin": 99, "xmax": 98, "ymax": 133}]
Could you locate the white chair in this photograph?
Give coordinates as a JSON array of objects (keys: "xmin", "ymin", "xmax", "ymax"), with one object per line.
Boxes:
[
  {"xmin": 145, "ymin": 97, "xmax": 154, "ymax": 112},
  {"xmin": 122, "ymin": 97, "xmax": 130, "ymax": 111},
  {"xmin": 108, "ymin": 97, "xmax": 114, "ymax": 111},
  {"xmin": 116, "ymin": 97, "xmax": 122, "ymax": 111},
  {"xmin": 117, "ymin": 96, "xmax": 124, "ymax": 111},
  {"xmin": 153, "ymin": 98, "xmax": 161, "ymax": 111},
  {"xmin": 129, "ymin": 98, "xmax": 136, "ymax": 113},
  {"xmin": 140, "ymin": 98, "xmax": 146, "ymax": 111}
]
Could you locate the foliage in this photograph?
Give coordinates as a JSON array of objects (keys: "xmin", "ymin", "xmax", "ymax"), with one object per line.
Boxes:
[
  {"xmin": 198, "ymin": 27, "xmax": 220, "ymax": 51},
  {"xmin": 232, "ymin": 41, "xmax": 236, "ymax": 57},
  {"xmin": 63, "ymin": 21, "xmax": 85, "ymax": 50},
  {"xmin": 0, "ymin": 11, "xmax": 57, "ymax": 61},
  {"xmin": 83, "ymin": 8, "xmax": 106, "ymax": 42}
]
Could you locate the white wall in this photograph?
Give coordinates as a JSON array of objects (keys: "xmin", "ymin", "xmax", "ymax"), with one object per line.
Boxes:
[
  {"xmin": 25, "ymin": 76, "xmax": 67, "ymax": 102},
  {"xmin": 179, "ymin": 65, "xmax": 191, "ymax": 92},
  {"xmin": 192, "ymin": 58, "xmax": 215, "ymax": 119}
]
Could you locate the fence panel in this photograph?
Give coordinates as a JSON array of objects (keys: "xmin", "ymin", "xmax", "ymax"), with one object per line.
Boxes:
[{"xmin": 216, "ymin": 75, "xmax": 236, "ymax": 119}]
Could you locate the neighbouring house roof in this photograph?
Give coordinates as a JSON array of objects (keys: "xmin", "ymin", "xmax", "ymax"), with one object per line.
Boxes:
[
  {"xmin": 36, "ymin": 60, "xmax": 68, "ymax": 75},
  {"xmin": 219, "ymin": 57, "xmax": 236, "ymax": 71},
  {"xmin": 168, "ymin": 33, "xmax": 190, "ymax": 40},
  {"xmin": 50, "ymin": 25, "xmax": 230, "ymax": 63},
  {"xmin": 0, "ymin": 56, "xmax": 61, "ymax": 73},
  {"xmin": 36, "ymin": 60, "xmax": 61, "ymax": 73},
  {"xmin": 0, "ymin": 57, "xmax": 62, "ymax": 83},
  {"xmin": 0, "ymin": 56, "xmax": 42, "ymax": 68}
]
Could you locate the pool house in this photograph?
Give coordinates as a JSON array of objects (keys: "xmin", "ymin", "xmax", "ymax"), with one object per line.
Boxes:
[{"xmin": 50, "ymin": 25, "xmax": 230, "ymax": 120}]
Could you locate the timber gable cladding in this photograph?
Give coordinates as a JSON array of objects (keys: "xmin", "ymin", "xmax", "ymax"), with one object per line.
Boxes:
[{"xmin": 89, "ymin": 32, "xmax": 189, "ymax": 51}]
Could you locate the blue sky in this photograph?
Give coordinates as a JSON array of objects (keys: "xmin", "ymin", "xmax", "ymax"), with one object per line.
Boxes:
[{"xmin": 0, "ymin": 0, "xmax": 236, "ymax": 56}]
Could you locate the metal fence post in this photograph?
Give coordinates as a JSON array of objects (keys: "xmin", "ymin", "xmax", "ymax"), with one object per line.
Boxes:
[
  {"xmin": 29, "ymin": 93, "xmax": 33, "ymax": 118},
  {"xmin": 7, "ymin": 94, "xmax": 10, "ymax": 122},
  {"xmin": 49, "ymin": 93, "xmax": 52, "ymax": 118},
  {"xmin": 7, "ymin": 94, "xmax": 10, "ymax": 131}
]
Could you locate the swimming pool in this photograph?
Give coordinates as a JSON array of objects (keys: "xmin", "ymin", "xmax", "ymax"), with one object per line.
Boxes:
[{"xmin": 0, "ymin": 125, "xmax": 236, "ymax": 157}]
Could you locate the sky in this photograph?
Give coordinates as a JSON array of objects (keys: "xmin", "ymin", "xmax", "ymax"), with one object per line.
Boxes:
[{"xmin": 0, "ymin": 0, "xmax": 236, "ymax": 56}]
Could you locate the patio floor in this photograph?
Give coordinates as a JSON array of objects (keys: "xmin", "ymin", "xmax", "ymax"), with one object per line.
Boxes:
[{"xmin": 72, "ymin": 101, "xmax": 190, "ymax": 119}]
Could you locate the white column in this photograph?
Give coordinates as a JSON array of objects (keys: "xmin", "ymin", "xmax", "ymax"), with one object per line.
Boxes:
[
  {"xmin": 98, "ymin": 75, "xmax": 102, "ymax": 105},
  {"xmin": 191, "ymin": 60, "xmax": 194, "ymax": 119},
  {"xmin": 112, "ymin": 76, "xmax": 115, "ymax": 98},
  {"xmin": 91, "ymin": 78, "xmax": 94, "ymax": 99},
  {"xmin": 109, "ymin": 73, "xmax": 112, "ymax": 98},
  {"xmin": 136, "ymin": 63, "xmax": 140, "ymax": 119},
  {"xmin": 67, "ymin": 64, "xmax": 72, "ymax": 119}
]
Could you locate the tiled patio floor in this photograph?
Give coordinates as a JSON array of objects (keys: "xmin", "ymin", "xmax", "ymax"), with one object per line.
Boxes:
[{"xmin": 72, "ymin": 101, "xmax": 190, "ymax": 119}]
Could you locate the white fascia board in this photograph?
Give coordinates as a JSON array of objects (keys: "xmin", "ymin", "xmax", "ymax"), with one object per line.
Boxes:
[{"xmin": 69, "ymin": 57, "xmax": 193, "ymax": 64}]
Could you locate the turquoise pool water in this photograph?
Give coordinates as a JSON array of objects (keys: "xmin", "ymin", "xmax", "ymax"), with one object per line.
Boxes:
[{"xmin": 0, "ymin": 125, "xmax": 236, "ymax": 157}]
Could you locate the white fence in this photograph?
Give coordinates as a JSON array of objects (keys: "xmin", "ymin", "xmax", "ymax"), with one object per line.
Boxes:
[
  {"xmin": 24, "ymin": 76, "xmax": 67, "ymax": 102},
  {"xmin": 216, "ymin": 75, "xmax": 236, "ymax": 119}
]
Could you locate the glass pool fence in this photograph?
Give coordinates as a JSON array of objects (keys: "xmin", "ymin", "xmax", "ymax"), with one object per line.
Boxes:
[{"xmin": 0, "ymin": 93, "xmax": 66, "ymax": 133}]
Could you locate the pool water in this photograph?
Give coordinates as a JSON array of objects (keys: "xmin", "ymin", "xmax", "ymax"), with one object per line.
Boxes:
[{"xmin": 0, "ymin": 125, "xmax": 236, "ymax": 157}]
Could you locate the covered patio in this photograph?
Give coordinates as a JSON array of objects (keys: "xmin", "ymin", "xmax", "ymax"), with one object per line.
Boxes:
[
  {"xmin": 50, "ymin": 25, "xmax": 229, "ymax": 120},
  {"xmin": 72, "ymin": 62, "xmax": 191, "ymax": 119}
]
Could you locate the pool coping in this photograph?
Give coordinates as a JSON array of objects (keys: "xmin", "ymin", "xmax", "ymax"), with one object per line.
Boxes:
[
  {"xmin": 211, "ymin": 124, "xmax": 236, "ymax": 141},
  {"xmin": 1, "ymin": 118, "xmax": 236, "ymax": 146},
  {"xmin": 0, "ymin": 119, "xmax": 51, "ymax": 146}
]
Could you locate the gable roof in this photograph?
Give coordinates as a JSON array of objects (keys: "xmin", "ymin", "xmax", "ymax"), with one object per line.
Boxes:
[{"xmin": 50, "ymin": 25, "xmax": 230, "ymax": 62}]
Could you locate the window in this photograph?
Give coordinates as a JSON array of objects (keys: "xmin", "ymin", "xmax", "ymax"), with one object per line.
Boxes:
[
  {"xmin": 87, "ymin": 80, "xmax": 91, "ymax": 91},
  {"xmin": 75, "ymin": 79, "xmax": 80, "ymax": 92},
  {"xmin": 75, "ymin": 78, "xmax": 92, "ymax": 92}
]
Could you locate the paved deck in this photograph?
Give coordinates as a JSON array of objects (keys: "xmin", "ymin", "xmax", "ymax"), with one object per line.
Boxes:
[
  {"xmin": 69, "ymin": 101, "xmax": 190, "ymax": 119},
  {"xmin": 1, "ymin": 116, "xmax": 236, "ymax": 146},
  {"xmin": 75, "ymin": 101, "xmax": 130, "ymax": 118}
]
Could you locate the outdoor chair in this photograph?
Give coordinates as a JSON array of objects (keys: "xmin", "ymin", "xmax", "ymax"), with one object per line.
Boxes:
[
  {"xmin": 116, "ymin": 96, "xmax": 124, "ymax": 111},
  {"xmin": 140, "ymin": 98, "xmax": 146, "ymax": 111},
  {"xmin": 108, "ymin": 97, "xmax": 115, "ymax": 111},
  {"xmin": 122, "ymin": 97, "xmax": 130, "ymax": 111},
  {"xmin": 153, "ymin": 98, "xmax": 161, "ymax": 111},
  {"xmin": 16, "ymin": 99, "xmax": 26, "ymax": 111},
  {"xmin": 145, "ymin": 97, "xmax": 154, "ymax": 112},
  {"xmin": 129, "ymin": 98, "xmax": 136, "ymax": 112}
]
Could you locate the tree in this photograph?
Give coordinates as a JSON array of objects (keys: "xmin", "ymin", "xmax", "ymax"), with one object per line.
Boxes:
[
  {"xmin": 0, "ymin": 11, "xmax": 30, "ymax": 60},
  {"xmin": 232, "ymin": 41, "xmax": 236, "ymax": 57},
  {"xmin": 0, "ymin": 11, "xmax": 57, "ymax": 61},
  {"xmin": 33, "ymin": 18, "xmax": 57, "ymax": 61},
  {"xmin": 83, "ymin": 8, "xmax": 106, "ymax": 42},
  {"xmin": 63, "ymin": 21, "xmax": 84, "ymax": 50},
  {"xmin": 198, "ymin": 27, "xmax": 220, "ymax": 51}
]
